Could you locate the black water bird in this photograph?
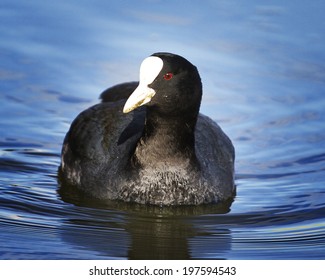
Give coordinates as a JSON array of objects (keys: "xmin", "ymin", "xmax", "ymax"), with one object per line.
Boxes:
[{"xmin": 60, "ymin": 52, "xmax": 235, "ymax": 205}]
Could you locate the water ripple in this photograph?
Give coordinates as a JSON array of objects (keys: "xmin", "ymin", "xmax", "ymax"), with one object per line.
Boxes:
[{"xmin": 1, "ymin": 0, "xmax": 325, "ymax": 260}]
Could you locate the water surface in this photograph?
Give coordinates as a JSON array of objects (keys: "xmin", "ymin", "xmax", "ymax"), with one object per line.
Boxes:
[{"xmin": 1, "ymin": 0, "xmax": 325, "ymax": 259}]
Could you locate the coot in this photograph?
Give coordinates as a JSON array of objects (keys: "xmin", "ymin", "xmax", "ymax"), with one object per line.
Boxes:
[{"xmin": 60, "ymin": 52, "xmax": 235, "ymax": 205}]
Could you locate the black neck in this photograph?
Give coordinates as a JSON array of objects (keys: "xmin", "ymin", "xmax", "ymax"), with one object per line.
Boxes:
[
  {"xmin": 146, "ymin": 107, "xmax": 197, "ymax": 150},
  {"xmin": 132, "ymin": 108, "xmax": 199, "ymax": 168}
]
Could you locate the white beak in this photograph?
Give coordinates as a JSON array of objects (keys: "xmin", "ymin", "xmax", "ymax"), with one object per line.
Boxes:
[{"xmin": 123, "ymin": 56, "xmax": 163, "ymax": 113}]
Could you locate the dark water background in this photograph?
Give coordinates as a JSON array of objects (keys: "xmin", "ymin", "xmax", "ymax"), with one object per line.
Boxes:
[{"xmin": 1, "ymin": 1, "xmax": 325, "ymax": 259}]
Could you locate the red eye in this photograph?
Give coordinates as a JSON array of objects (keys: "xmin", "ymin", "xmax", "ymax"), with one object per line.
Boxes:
[{"xmin": 163, "ymin": 72, "xmax": 173, "ymax": 80}]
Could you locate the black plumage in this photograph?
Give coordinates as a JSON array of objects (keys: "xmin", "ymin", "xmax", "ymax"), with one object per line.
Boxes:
[{"xmin": 59, "ymin": 53, "xmax": 235, "ymax": 205}]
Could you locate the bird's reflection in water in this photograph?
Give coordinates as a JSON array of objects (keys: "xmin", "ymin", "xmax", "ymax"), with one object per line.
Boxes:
[{"xmin": 58, "ymin": 185, "xmax": 233, "ymax": 259}]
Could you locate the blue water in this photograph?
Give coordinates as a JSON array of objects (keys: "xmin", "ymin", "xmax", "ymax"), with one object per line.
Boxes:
[{"xmin": 1, "ymin": 1, "xmax": 325, "ymax": 259}]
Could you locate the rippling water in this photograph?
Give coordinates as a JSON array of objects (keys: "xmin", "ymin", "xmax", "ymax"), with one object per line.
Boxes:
[{"xmin": 1, "ymin": 1, "xmax": 325, "ymax": 259}]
